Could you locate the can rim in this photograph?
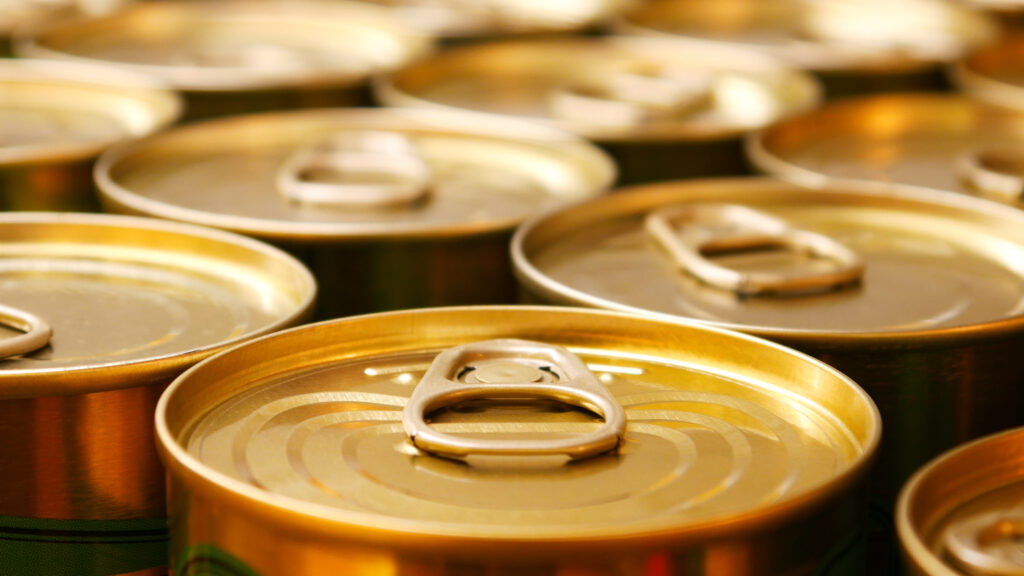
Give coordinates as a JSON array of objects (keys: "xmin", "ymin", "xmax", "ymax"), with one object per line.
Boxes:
[
  {"xmin": 511, "ymin": 176, "xmax": 1024, "ymax": 346},
  {"xmin": 0, "ymin": 211, "xmax": 317, "ymax": 397},
  {"xmin": 155, "ymin": 304, "xmax": 880, "ymax": 550}
]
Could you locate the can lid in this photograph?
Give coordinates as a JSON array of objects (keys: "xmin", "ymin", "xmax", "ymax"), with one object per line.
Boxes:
[
  {"xmin": 377, "ymin": 36, "xmax": 821, "ymax": 143},
  {"xmin": 619, "ymin": 0, "xmax": 998, "ymax": 73},
  {"xmin": 96, "ymin": 108, "xmax": 615, "ymax": 241},
  {"xmin": 749, "ymin": 94, "xmax": 1024, "ymax": 208},
  {"xmin": 0, "ymin": 58, "xmax": 182, "ymax": 166},
  {"xmin": 15, "ymin": 0, "xmax": 434, "ymax": 93},
  {"xmin": 365, "ymin": 0, "xmax": 631, "ymax": 39},
  {"xmin": 513, "ymin": 178, "xmax": 1024, "ymax": 340},
  {"xmin": 0, "ymin": 212, "xmax": 315, "ymax": 398},
  {"xmin": 956, "ymin": 35, "xmax": 1024, "ymax": 115},
  {"xmin": 159, "ymin": 306, "xmax": 878, "ymax": 544},
  {"xmin": 0, "ymin": 1, "xmax": 74, "ymax": 36},
  {"xmin": 898, "ymin": 427, "xmax": 1024, "ymax": 576}
]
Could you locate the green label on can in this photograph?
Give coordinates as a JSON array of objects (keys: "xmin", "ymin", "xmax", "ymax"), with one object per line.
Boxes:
[
  {"xmin": 0, "ymin": 515, "xmax": 167, "ymax": 576},
  {"xmin": 175, "ymin": 545, "xmax": 259, "ymax": 576}
]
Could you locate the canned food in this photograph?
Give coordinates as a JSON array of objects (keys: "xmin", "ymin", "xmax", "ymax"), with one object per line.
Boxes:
[
  {"xmin": 954, "ymin": 34, "xmax": 1024, "ymax": 112},
  {"xmin": 157, "ymin": 305, "xmax": 879, "ymax": 575},
  {"xmin": 898, "ymin": 427, "xmax": 1024, "ymax": 575},
  {"xmin": 15, "ymin": 0, "xmax": 434, "ymax": 121},
  {"xmin": 0, "ymin": 212, "xmax": 315, "ymax": 575},
  {"xmin": 96, "ymin": 107, "xmax": 615, "ymax": 320},
  {"xmin": 617, "ymin": 0, "xmax": 999, "ymax": 98},
  {"xmin": 748, "ymin": 93, "xmax": 1024, "ymax": 209},
  {"xmin": 512, "ymin": 177, "xmax": 1024, "ymax": 503},
  {"xmin": 376, "ymin": 36, "xmax": 821, "ymax": 185},
  {"xmin": 0, "ymin": 58, "xmax": 181, "ymax": 212},
  {"xmin": 356, "ymin": 0, "xmax": 633, "ymax": 43}
]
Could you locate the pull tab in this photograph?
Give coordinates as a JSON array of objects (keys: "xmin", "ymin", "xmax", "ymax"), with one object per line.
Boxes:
[
  {"xmin": 0, "ymin": 304, "xmax": 51, "ymax": 360},
  {"xmin": 944, "ymin": 510, "xmax": 1024, "ymax": 575},
  {"xmin": 644, "ymin": 204, "xmax": 864, "ymax": 296},
  {"xmin": 402, "ymin": 339, "xmax": 626, "ymax": 461},
  {"xmin": 548, "ymin": 66, "xmax": 714, "ymax": 128},
  {"xmin": 276, "ymin": 131, "xmax": 431, "ymax": 207},
  {"xmin": 957, "ymin": 148, "xmax": 1024, "ymax": 203}
]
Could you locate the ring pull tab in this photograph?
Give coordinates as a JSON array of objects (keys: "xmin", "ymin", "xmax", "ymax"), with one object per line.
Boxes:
[
  {"xmin": 276, "ymin": 130, "xmax": 431, "ymax": 207},
  {"xmin": 957, "ymin": 148, "xmax": 1024, "ymax": 203},
  {"xmin": 0, "ymin": 304, "xmax": 51, "ymax": 360},
  {"xmin": 402, "ymin": 338, "xmax": 626, "ymax": 462},
  {"xmin": 944, "ymin": 509, "xmax": 1024, "ymax": 575},
  {"xmin": 548, "ymin": 65, "xmax": 714, "ymax": 128},
  {"xmin": 644, "ymin": 204, "xmax": 864, "ymax": 296}
]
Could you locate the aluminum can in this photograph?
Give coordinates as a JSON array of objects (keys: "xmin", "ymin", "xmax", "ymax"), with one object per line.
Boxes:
[
  {"xmin": 156, "ymin": 305, "xmax": 880, "ymax": 576},
  {"xmin": 15, "ymin": 0, "xmax": 434, "ymax": 121},
  {"xmin": 512, "ymin": 177, "xmax": 1024, "ymax": 506},
  {"xmin": 748, "ymin": 93, "xmax": 1024, "ymax": 209},
  {"xmin": 376, "ymin": 36, "xmax": 821, "ymax": 185},
  {"xmin": 95, "ymin": 107, "xmax": 615, "ymax": 320},
  {"xmin": 0, "ymin": 212, "xmax": 315, "ymax": 575},
  {"xmin": 897, "ymin": 427, "xmax": 1024, "ymax": 575},
  {"xmin": 0, "ymin": 58, "xmax": 181, "ymax": 212},
  {"xmin": 617, "ymin": 0, "xmax": 999, "ymax": 99}
]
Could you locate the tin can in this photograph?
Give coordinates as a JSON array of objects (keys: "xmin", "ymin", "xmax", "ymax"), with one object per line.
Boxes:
[
  {"xmin": 747, "ymin": 93, "xmax": 1024, "ymax": 209},
  {"xmin": 355, "ymin": 0, "xmax": 634, "ymax": 44},
  {"xmin": 156, "ymin": 305, "xmax": 880, "ymax": 576},
  {"xmin": 954, "ymin": 33, "xmax": 1024, "ymax": 111},
  {"xmin": 617, "ymin": 0, "xmax": 1000, "ymax": 99},
  {"xmin": 897, "ymin": 426, "xmax": 1024, "ymax": 575},
  {"xmin": 15, "ymin": 0, "xmax": 434, "ymax": 121},
  {"xmin": 376, "ymin": 36, "xmax": 821, "ymax": 185},
  {"xmin": 512, "ymin": 177, "xmax": 1024, "ymax": 505},
  {"xmin": 96, "ymin": 107, "xmax": 615, "ymax": 320},
  {"xmin": 0, "ymin": 58, "xmax": 181, "ymax": 212},
  {"xmin": 0, "ymin": 212, "xmax": 315, "ymax": 575}
]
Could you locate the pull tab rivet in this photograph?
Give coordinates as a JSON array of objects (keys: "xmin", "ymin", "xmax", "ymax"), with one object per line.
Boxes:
[{"xmin": 471, "ymin": 362, "xmax": 546, "ymax": 384}]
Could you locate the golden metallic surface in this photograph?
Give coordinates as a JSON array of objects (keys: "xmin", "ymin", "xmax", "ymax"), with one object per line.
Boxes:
[
  {"xmin": 0, "ymin": 58, "xmax": 181, "ymax": 211},
  {"xmin": 748, "ymin": 93, "xmax": 1024, "ymax": 208},
  {"xmin": 511, "ymin": 177, "xmax": 1024, "ymax": 499},
  {"xmin": 618, "ymin": 0, "xmax": 999, "ymax": 97},
  {"xmin": 15, "ymin": 1, "xmax": 434, "ymax": 120},
  {"xmin": 898, "ymin": 427, "xmax": 1024, "ymax": 575},
  {"xmin": 97, "ymin": 107, "xmax": 614, "ymax": 318},
  {"xmin": 158, "ymin": 305, "xmax": 879, "ymax": 575},
  {"xmin": 955, "ymin": 34, "xmax": 1024, "ymax": 112}
]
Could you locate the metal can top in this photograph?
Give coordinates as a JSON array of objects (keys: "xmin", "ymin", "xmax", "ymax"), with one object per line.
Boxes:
[
  {"xmin": 96, "ymin": 107, "xmax": 616, "ymax": 241},
  {"xmin": 0, "ymin": 212, "xmax": 316, "ymax": 399},
  {"xmin": 748, "ymin": 94, "xmax": 1024, "ymax": 207},
  {"xmin": 512, "ymin": 177, "xmax": 1024, "ymax": 343},
  {"xmin": 357, "ymin": 0, "xmax": 632, "ymax": 40},
  {"xmin": 0, "ymin": 58, "xmax": 182, "ymax": 166},
  {"xmin": 0, "ymin": 0, "xmax": 73, "ymax": 37},
  {"xmin": 158, "ymin": 305, "xmax": 878, "ymax": 545},
  {"xmin": 14, "ymin": 0, "xmax": 434, "ymax": 93},
  {"xmin": 898, "ymin": 427, "xmax": 1024, "ymax": 576},
  {"xmin": 376, "ymin": 36, "xmax": 821, "ymax": 143},
  {"xmin": 955, "ymin": 34, "xmax": 1024, "ymax": 113},
  {"xmin": 618, "ymin": 0, "xmax": 998, "ymax": 74}
]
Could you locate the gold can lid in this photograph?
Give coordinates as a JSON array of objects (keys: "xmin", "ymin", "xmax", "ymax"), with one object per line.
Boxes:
[
  {"xmin": 0, "ymin": 58, "xmax": 182, "ymax": 166},
  {"xmin": 158, "ymin": 306, "xmax": 878, "ymax": 545},
  {"xmin": 361, "ymin": 0, "xmax": 632, "ymax": 39},
  {"xmin": 898, "ymin": 427, "xmax": 1024, "ymax": 576},
  {"xmin": 513, "ymin": 178, "xmax": 1024, "ymax": 341},
  {"xmin": 749, "ymin": 94, "xmax": 1024, "ymax": 207},
  {"xmin": 96, "ymin": 107, "xmax": 615, "ymax": 241},
  {"xmin": 956, "ymin": 34, "xmax": 1024, "ymax": 112},
  {"xmin": 15, "ymin": 0, "xmax": 434, "ymax": 93},
  {"xmin": 0, "ymin": 212, "xmax": 315, "ymax": 398},
  {"xmin": 377, "ymin": 36, "xmax": 821, "ymax": 143},
  {"xmin": 618, "ymin": 0, "xmax": 998, "ymax": 73}
]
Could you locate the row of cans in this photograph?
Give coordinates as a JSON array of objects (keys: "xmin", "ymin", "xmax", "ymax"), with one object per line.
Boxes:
[{"xmin": 4, "ymin": 1, "xmax": 1024, "ymax": 575}]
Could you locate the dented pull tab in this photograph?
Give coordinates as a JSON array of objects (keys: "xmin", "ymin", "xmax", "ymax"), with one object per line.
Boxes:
[
  {"xmin": 644, "ymin": 204, "xmax": 864, "ymax": 296},
  {"xmin": 548, "ymin": 66, "xmax": 714, "ymax": 128},
  {"xmin": 402, "ymin": 338, "xmax": 625, "ymax": 461},
  {"xmin": 0, "ymin": 304, "xmax": 51, "ymax": 360},
  {"xmin": 276, "ymin": 130, "xmax": 430, "ymax": 207},
  {"xmin": 944, "ymin": 509, "xmax": 1024, "ymax": 575},
  {"xmin": 957, "ymin": 148, "xmax": 1024, "ymax": 203}
]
